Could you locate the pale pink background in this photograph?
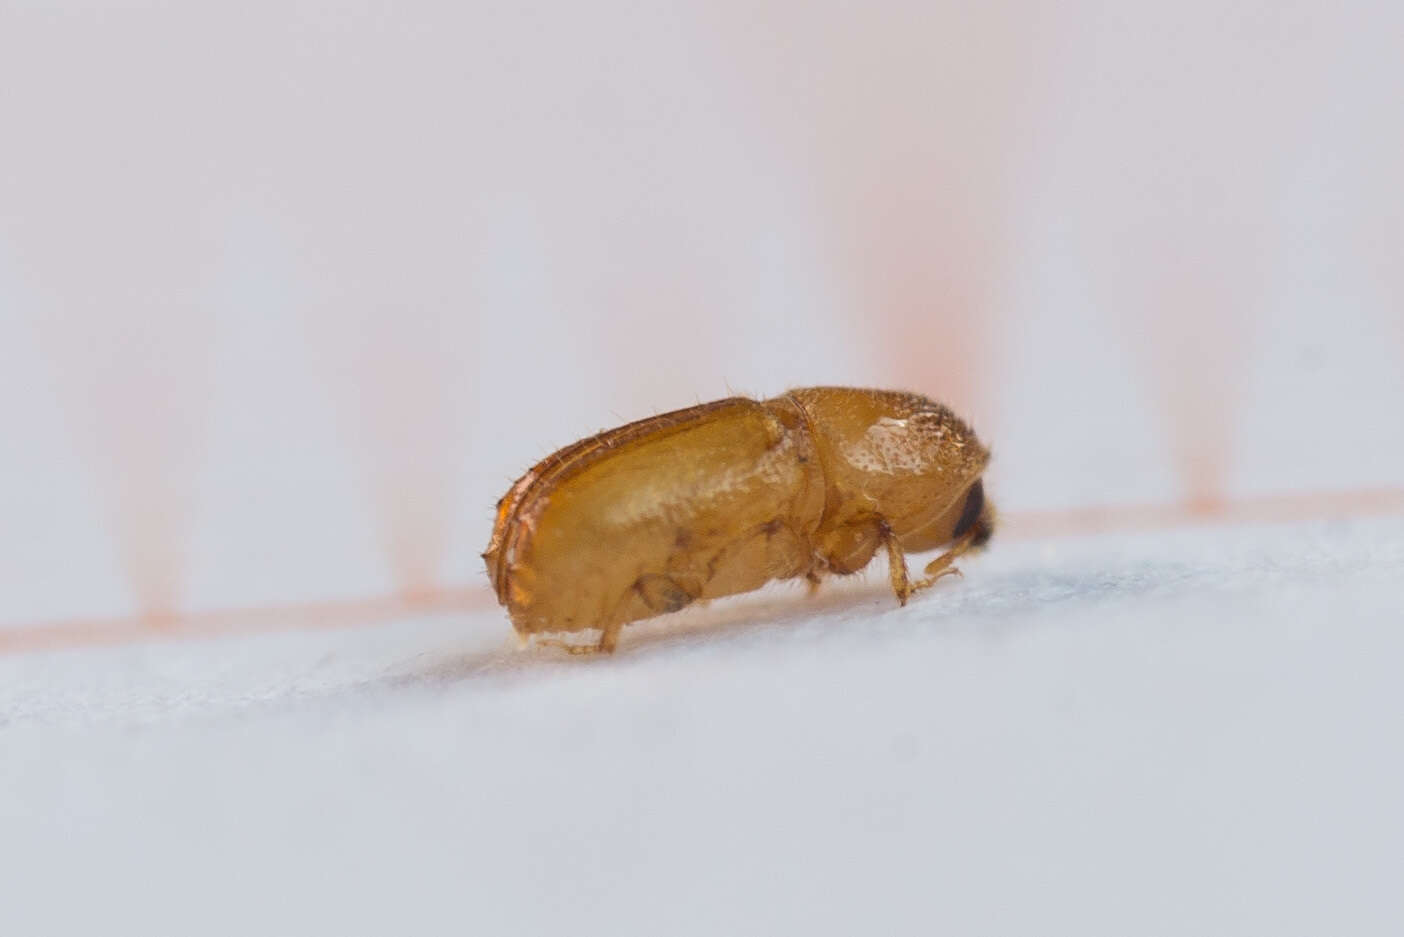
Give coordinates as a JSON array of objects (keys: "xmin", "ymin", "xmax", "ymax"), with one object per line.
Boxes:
[{"xmin": 2, "ymin": 0, "xmax": 1401, "ymax": 628}]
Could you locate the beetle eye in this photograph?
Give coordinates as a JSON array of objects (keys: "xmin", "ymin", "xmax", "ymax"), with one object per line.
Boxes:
[{"xmin": 952, "ymin": 480, "xmax": 985, "ymax": 540}]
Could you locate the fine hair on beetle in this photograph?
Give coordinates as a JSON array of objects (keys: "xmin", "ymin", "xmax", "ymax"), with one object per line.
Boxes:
[{"xmin": 484, "ymin": 387, "xmax": 995, "ymax": 654}]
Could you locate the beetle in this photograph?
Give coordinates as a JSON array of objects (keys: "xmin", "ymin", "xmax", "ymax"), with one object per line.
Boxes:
[{"xmin": 483, "ymin": 386, "xmax": 995, "ymax": 654}]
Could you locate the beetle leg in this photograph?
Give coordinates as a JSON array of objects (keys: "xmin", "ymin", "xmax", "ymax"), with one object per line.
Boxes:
[
  {"xmin": 880, "ymin": 521, "xmax": 916, "ymax": 606},
  {"xmin": 912, "ymin": 554, "xmax": 966, "ymax": 591},
  {"xmin": 535, "ymin": 598, "xmax": 630, "ymax": 656},
  {"xmin": 883, "ymin": 522, "xmax": 982, "ymax": 605},
  {"xmin": 905, "ymin": 528, "xmax": 984, "ymax": 596},
  {"xmin": 536, "ymin": 636, "xmax": 604, "ymax": 655},
  {"xmin": 536, "ymin": 619, "xmax": 623, "ymax": 656},
  {"xmin": 596, "ymin": 619, "xmax": 623, "ymax": 654},
  {"xmin": 806, "ymin": 570, "xmax": 823, "ymax": 597}
]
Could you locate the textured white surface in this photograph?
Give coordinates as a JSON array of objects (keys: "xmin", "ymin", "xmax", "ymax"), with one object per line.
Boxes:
[{"xmin": 4, "ymin": 516, "xmax": 1402, "ymax": 936}]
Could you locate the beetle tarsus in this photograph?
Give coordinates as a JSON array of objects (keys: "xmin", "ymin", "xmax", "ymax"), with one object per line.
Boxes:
[
  {"xmin": 908, "ymin": 564, "xmax": 964, "ymax": 597},
  {"xmin": 537, "ymin": 621, "xmax": 622, "ymax": 655},
  {"xmin": 906, "ymin": 528, "xmax": 982, "ymax": 596},
  {"xmin": 536, "ymin": 637, "xmax": 601, "ymax": 655}
]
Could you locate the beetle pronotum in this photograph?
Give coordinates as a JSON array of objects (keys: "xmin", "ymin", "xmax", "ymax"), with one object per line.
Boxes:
[{"xmin": 484, "ymin": 387, "xmax": 994, "ymax": 654}]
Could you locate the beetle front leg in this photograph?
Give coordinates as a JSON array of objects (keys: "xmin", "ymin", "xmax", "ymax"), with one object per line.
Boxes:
[
  {"xmin": 913, "ymin": 552, "xmax": 965, "ymax": 591},
  {"xmin": 880, "ymin": 521, "xmax": 916, "ymax": 606},
  {"xmin": 882, "ymin": 522, "xmax": 976, "ymax": 605},
  {"xmin": 906, "ymin": 528, "xmax": 985, "ymax": 596}
]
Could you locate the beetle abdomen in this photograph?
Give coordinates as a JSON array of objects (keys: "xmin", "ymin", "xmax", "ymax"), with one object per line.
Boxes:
[{"xmin": 491, "ymin": 397, "xmax": 825, "ymax": 636}]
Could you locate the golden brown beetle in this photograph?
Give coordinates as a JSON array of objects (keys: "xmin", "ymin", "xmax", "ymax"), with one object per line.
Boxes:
[{"xmin": 483, "ymin": 387, "xmax": 994, "ymax": 654}]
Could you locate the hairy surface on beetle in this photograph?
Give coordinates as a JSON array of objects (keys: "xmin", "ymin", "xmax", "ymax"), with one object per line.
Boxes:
[
  {"xmin": 486, "ymin": 387, "xmax": 993, "ymax": 651},
  {"xmin": 847, "ymin": 412, "xmax": 971, "ymax": 477}
]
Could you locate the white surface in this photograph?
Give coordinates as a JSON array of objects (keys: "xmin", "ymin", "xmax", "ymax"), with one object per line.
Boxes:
[{"xmin": 4, "ymin": 516, "xmax": 1401, "ymax": 936}]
